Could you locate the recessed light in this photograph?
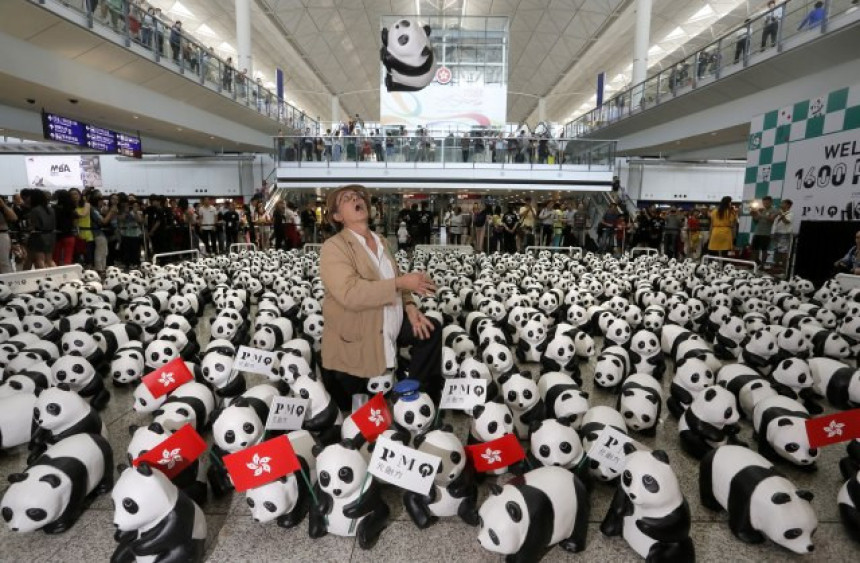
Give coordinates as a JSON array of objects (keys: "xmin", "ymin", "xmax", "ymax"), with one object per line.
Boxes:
[
  {"xmin": 133, "ymin": 115, "xmax": 139, "ymax": 119},
  {"xmin": 177, "ymin": 127, "xmax": 183, "ymax": 131},
  {"xmin": 209, "ymin": 136, "xmax": 215, "ymax": 139}
]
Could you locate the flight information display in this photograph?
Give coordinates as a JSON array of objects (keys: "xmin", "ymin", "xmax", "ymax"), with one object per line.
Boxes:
[{"xmin": 42, "ymin": 111, "xmax": 142, "ymax": 158}]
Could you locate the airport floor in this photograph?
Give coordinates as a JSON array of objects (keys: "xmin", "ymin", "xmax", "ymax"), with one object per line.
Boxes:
[{"xmin": 0, "ymin": 304, "xmax": 857, "ymax": 562}]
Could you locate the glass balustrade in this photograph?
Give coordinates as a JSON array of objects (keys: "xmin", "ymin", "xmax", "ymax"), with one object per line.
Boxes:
[
  {"xmin": 273, "ymin": 135, "xmax": 616, "ymax": 171},
  {"xmin": 566, "ymin": 0, "xmax": 859, "ymax": 137},
  {"xmin": 29, "ymin": 0, "xmax": 317, "ymax": 133}
]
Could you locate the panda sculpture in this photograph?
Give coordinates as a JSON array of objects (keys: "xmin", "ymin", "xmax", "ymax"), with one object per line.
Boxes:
[
  {"xmin": 290, "ymin": 372, "xmax": 342, "ymax": 445},
  {"xmin": 94, "ymin": 323, "xmax": 143, "ymax": 360},
  {"xmin": 1, "ymin": 433, "xmax": 112, "ymax": 534},
  {"xmin": 111, "ymin": 462, "xmax": 206, "ymax": 563},
  {"xmin": 628, "ymin": 329, "xmax": 666, "ymax": 380},
  {"xmin": 308, "ymin": 441, "xmax": 390, "ymax": 549},
  {"xmin": 593, "ymin": 346, "xmax": 630, "ymax": 390},
  {"xmin": 752, "ymin": 395, "xmax": 818, "ymax": 470},
  {"xmin": 127, "ymin": 422, "xmax": 207, "ymax": 507},
  {"xmin": 151, "ymin": 382, "xmax": 216, "ymax": 433},
  {"xmin": 211, "ymin": 384, "xmax": 279, "ymax": 456},
  {"xmin": 699, "ymin": 445, "xmax": 817, "ymax": 554},
  {"xmin": 110, "ymin": 343, "xmax": 145, "ymax": 385},
  {"xmin": 716, "ymin": 363, "xmax": 777, "ymax": 419},
  {"xmin": 600, "ymin": 447, "xmax": 695, "ymax": 562},
  {"xmin": 380, "ymin": 19, "xmax": 435, "ymax": 92},
  {"xmin": 404, "ymin": 427, "xmax": 479, "ymax": 528},
  {"xmin": 498, "ymin": 370, "xmax": 544, "ymax": 439},
  {"xmin": 243, "ymin": 430, "xmax": 317, "ymax": 528},
  {"xmin": 0, "ymin": 392, "xmax": 37, "ymax": 450},
  {"xmin": 51, "ymin": 354, "xmax": 109, "ymax": 410},
  {"xmin": 29, "ymin": 385, "xmax": 106, "ymax": 464},
  {"xmin": 390, "ymin": 379, "xmax": 436, "ymax": 445},
  {"xmin": 618, "ymin": 373, "xmax": 662, "ymax": 436},
  {"xmin": 580, "ymin": 406, "xmax": 628, "ymax": 482},
  {"xmin": 678, "ymin": 386, "xmax": 741, "ymax": 459},
  {"xmin": 527, "ymin": 418, "xmax": 584, "ymax": 473},
  {"xmin": 537, "ymin": 371, "xmax": 589, "ymax": 428},
  {"xmin": 477, "ymin": 466, "xmax": 590, "ymax": 562},
  {"xmin": 809, "ymin": 356, "xmax": 860, "ymax": 410},
  {"xmin": 515, "ymin": 318, "xmax": 546, "ymax": 364},
  {"xmin": 667, "ymin": 357, "xmax": 714, "ymax": 419}
]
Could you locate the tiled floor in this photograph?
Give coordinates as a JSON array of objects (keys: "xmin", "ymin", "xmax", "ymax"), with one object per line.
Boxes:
[{"xmin": 1, "ymin": 304, "xmax": 857, "ymax": 562}]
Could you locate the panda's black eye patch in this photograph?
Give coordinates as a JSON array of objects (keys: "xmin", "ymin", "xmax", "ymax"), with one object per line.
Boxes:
[
  {"xmin": 263, "ymin": 501, "xmax": 277, "ymax": 513},
  {"xmin": 26, "ymin": 508, "xmax": 47, "ymax": 521},
  {"xmin": 523, "ymin": 390, "xmax": 532, "ymax": 400},
  {"xmin": 46, "ymin": 403, "xmax": 61, "ymax": 416},
  {"xmin": 122, "ymin": 498, "xmax": 139, "ymax": 514},
  {"xmin": 487, "ymin": 421, "xmax": 498, "ymax": 434},
  {"xmin": 246, "ymin": 497, "xmax": 255, "ymax": 508},
  {"xmin": 419, "ymin": 405, "xmax": 431, "ymax": 417},
  {"xmin": 338, "ymin": 467, "xmax": 354, "ymax": 483},
  {"xmin": 785, "ymin": 443, "xmax": 799, "ymax": 453},
  {"xmin": 1, "ymin": 507, "xmax": 12, "ymax": 522},
  {"xmin": 224, "ymin": 430, "xmax": 235, "ymax": 444},
  {"xmin": 642, "ymin": 474, "xmax": 659, "ymax": 493},
  {"xmin": 404, "ymin": 412, "xmax": 415, "ymax": 424},
  {"xmin": 784, "ymin": 528, "xmax": 802, "ymax": 540},
  {"xmin": 560, "ymin": 442, "xmax": 572, "ymax": 454},
  {"xmin": 622, "ymin": 470, "xmax": 632, "ymax": 486},
  {"xmin": 451, "ymin": 452, "xmax": 461, "ymax": 464},
  {"xmin": 319, "ymin": 471, "xmax": 330, "ymax": 487}
]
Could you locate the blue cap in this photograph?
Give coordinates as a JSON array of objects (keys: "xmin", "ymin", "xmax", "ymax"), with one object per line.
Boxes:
[{"xmin": 393, "ymin": 379, "xmax": 421, "ymax": 402}]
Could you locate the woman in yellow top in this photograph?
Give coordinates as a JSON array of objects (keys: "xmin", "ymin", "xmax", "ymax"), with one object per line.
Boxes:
[
  {"xmin": 70, "ymin": 188, "xmax": 93, "ymax": 265},
  {"xmin": 708, "ymin": 196, "xmax": 737, "ymax": 257},
  {"xmin": 490, "ymin": 205, "xmax": 503, "ymax": 253}
]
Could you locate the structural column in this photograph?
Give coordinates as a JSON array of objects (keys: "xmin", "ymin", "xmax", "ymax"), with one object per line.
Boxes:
[
  {"xmin": 537, "ymin": 97, "xmax": 547, "ymax": 123},
  {"xmin": 631, "ymin": 0, "xmax": 652, "ymax": 104},
  {"xmin": 331, "ymin": 95, "xmax": 340, "ymax": 127},
  {"xmin": 236, "ymin": 0, "xmax": 253, "ymax": 76}
]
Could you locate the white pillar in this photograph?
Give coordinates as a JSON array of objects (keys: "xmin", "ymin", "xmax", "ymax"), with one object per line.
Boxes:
[
  {"xmin": 632, "ymin": 0, "xmax": 652, "ymax": 87},
  {"xmin": 538, "ymin": 97, "xmax": 547, "ymax": 122},
  {"xmin": 236, "ymin": 0, "xmax": 253, "ymax": 77},
  {"xmin": 331, "ymin": 95, "xmax": 340, "ymax": 127}
]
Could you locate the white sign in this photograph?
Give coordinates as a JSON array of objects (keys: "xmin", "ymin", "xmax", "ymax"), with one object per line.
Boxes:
[
  {"xmin": 0, "ymin": 264, "xmax": 83, "ymax": 294},
  {"xmin": 265, "ymin": 397, "xmax": 309, "ymax": 431},
  {"xmin": 785, "ymin": 128, "xmax": 860, "ymax": 226},
  {"xmin": 234, "ymin": 346, "xmax": 280, "ymax": 377},
  {"xmin": 24, "ymin": 155, "xmax": 102, "ymax": 189},
  {"xmin": 440, "ymin": 379, "xmax": 487, "ymax": 411},
  {"xmin": 586, "ymin": 426, "xmax": 633, "ymax": 474},
  {"xmin": 380, "ymin": 82, "xmax": 507, "ymax": 129},
  {"xmin": 368, "ymin": 436, "xmax": 440, "ymax": 495}
]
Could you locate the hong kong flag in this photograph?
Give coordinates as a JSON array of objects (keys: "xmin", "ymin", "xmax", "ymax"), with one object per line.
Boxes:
[
  {"xmin": 133, "ymin": 424, "xmax": 207, "ymax": 480},
  {"xmin": 349, "ymin": 392, "xmax": 392, "ymax": 443},
  {"xmin": 805, "ymin": 409, "xmax": 860, "ymax": 448},
  {"xmin": 465, "ymin": 433, "xmax": 526, "ymax": 472},
  {"xmin": 141, "ymin": 357, "xmax": 194, "ymax": 399},
  {"xmin": 222, "ymin": 435, "xmax": 302, "ymax": 492}
]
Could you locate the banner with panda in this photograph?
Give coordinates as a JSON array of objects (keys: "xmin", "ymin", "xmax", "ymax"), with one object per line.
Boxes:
[{"xmin": 380, "ymin": 19, "xmax": 435, "ymax": 93}]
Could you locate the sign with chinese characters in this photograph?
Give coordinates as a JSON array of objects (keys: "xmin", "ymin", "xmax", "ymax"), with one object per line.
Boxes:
[
  {"xmin": 585, "ymin": 426, "xmax": 634, "ymax": 474},
  {"xmin": 41, "ymin": 111, "xmax": 142, "ymax": 158},
  {"xmin": 368, "ymin": 436, "xmax": 440, "ymax": 494},
  {"xmin": 234, "ymin": 345, "xmax": 280, "ymax": 378},
  {"xmin": 440, "ymin": 379, "xmax": 487, "ymax": 411},
  {"xmin": 265, "ymin": 397, "xmax": 309, "ymax": 431}
]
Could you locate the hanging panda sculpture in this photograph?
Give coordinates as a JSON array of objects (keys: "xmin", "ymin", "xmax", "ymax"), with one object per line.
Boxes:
[{"xmin": 380, "ymin": 19, "xmax": 435, "ymax": 92}]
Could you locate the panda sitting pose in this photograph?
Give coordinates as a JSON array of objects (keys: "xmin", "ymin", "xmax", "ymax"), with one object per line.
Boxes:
[
  {"xmin": 627, "ymin": 329, "xmax": 666, "ymax": 380},
  {"xmin": 390, "ymin": 380, "xmax": 436, "ymax": 445},
  {"xmin": 291, "ymin": 373, "xmax": 342, "ymax": 446},
  {"xmin": 476, "ymin": 466, "xmax": 590, "ymax": 562},
  {"xmin": 600, "ymin": 447, "xmax": 695, "ymax": 562},
  {"xmin": 1, "ymin": 433, "xmax": 112, "ymax": 534},
  {"xmin": 29, "ymin": 385, "xmax": 106, "ymax": 464},
  {"xmin": 527, "ymin": 418, "xmax": 585, "ymax": 475},
  {"xmin": 111, "ymin": 462, "xmax": 206, "ymax": 563},
  {"xmin": 51, "ymin": 354, "xmax": 110, "ymax": 410},
  {"xmin": 537, "ymin": 371, "xmax": 589, "ymax": 428},
  {"xmin": 404, "ymin": 427, "xmax": 479, "ymax": 529},
  {"xmin": 618, "ymin": 373, "xmax": 662, "ymax": 436},
  {"xmin": 699, "ymin": 445, "xmax": 817, "ymax": 554},
  {"xmin": 380, "ymin": 19, "xmax": 434, "ymax": 93},
  {"xmin": 308, "ymin": 441, "xmax": 390, "ymax": 549},
  {"xmin": 127, "ymin": 422, "xmax": 207, "ymax": 507},
  {"xmin": 498, "ymin": 370, "xmax": 544, "ymax": 439}
]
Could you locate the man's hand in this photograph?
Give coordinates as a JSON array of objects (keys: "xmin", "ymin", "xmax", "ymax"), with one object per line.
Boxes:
[{"xmin": 406, "ymin": 306, "xmax": 435, "ymax": 340}]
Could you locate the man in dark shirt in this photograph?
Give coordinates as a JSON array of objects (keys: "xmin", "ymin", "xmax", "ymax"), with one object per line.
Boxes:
[
  {"xmin": 599, "ymin": 203, "xmax": 621, "ymax": 253},
  {"xmin": 144, "ymin": 195, "xmax": 164, "ymax": 257},
  {"xmin": 300, "ymin": 201, "xmax": 317, "ymax": 243},
  {"xmin": 222, "ymin": 200, "xmax": 241, "ymax": 245},
  {"xmin": 501, "ymin": 205, "xmax": 519, "ymax": 253},
  {"xmin": 416, "ymin": 201, "xmax": 434, "ymax": 245},
  {"xmin": 649, "ymin": 207, "xmax": 665, "ymax": 250},
  {"xmin": 663, "ymin": 207, "xmax": 683, "ymax": 259}
]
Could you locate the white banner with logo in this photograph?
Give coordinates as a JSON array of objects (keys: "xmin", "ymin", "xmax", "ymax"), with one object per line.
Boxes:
[
  {"xmin": 24, "ymin": 155, "xmax": 102, "ymax": 189},
  {"xmin": 785, "ymin": 128, "xmax": 860, "ymax": 226},
  {"xmin": 368, "ymin": 436, "xmax": 440, "ymax": 494}
]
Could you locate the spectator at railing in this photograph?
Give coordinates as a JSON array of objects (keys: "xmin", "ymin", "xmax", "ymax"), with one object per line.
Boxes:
[
  {"xmin": 182, "ymin": 42, "xmax": 199, "ymax": 73},
  {"xmin": 222, "ymin": 56, "xmax": 234, "ymax": 91},
  {"xmin": 140, "ymin": 5, "xmax": 153, "ymax": 48},
  {"xmin": 798, "ymin": 1, "xmax": 826, "ymax": 30},
  {"xmin": 761, "ymin": 1, "xmax": 783, "ymax": 51},
  {"xmin": 237, "ymin": 68, "xmax": 248, "ymax": 98},
  {"xmin": 734, "ymin": 20, "xmax": 751, "ymax": 64},
  {"xmin": 169, "ymin": 20, "xmax": 182, "ymax": 62}
]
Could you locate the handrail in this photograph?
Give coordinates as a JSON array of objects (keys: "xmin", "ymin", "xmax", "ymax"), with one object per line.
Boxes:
[
  {"xmin": 30, "ymin": 0, "xmax": 317, "ymax": 133},
  {"xmin": 525, "ymin": 246, "xmax": 583, "ymax": 259},
  {"xmin": 701, "ymin": 255, "xmax": 758, "ymax": 274},
  {"xmin": 414, "ymin": 245, "xmax": 475, "ymax": 255},
  {"xmin": 0, "ymin": 264, "xmax": 84, "ymax": 294},
  {"xmin": 565, "ymin": 0, "xmax": 858, "ymax": 138},
  {"xmin": 229, "ymin": 243, "xmax": 258, "ymax": 254},
  {"xmin": 835, "ymin": 273, "xmax": 860, "ymax": 290},
  {"xmin": 153, "ymin": 250, "xmax": 200, "ymax": 264},
  {"xmin": 303, "ymin": 244, "xmax": 324, "ymax": 254},
  {"xmin": 630, "ymin": 247, "xmax": 658, "ymax": 257}
]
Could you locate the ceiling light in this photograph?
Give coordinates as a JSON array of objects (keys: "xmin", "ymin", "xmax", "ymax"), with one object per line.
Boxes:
[
  {"xmin": 132, "ymin": 115, "xmax": 139, "ymax": 119},
  {"xmin": 218, "ymin": 41, "xmax": 235, "ymax": 53},
  {"xmin": 195, "ymin": 24, "xmax": 218, "ymax": 39},
  {"xmin": 647, "ymin": 45, "xmax": 664, "ymax": 56},
  {"xmin": 168, "ymin": 1, "xmax": 195, "ymax": 20},
  {"xmin": 662, "ymin": 26, "xmax": 687, "ymax": 42},
  {"xmin": 687, "ymin": 4, "xmax": 716, "ymax": 23}
]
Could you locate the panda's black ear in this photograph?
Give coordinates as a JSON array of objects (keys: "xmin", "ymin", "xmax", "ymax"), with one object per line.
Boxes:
[
  {"xmin": 771, "ymin": 492, "xmax": 791, "ymax": 504},
  {"xmin": 505, "ymin": 501, "xmax": 523, "ymax": 523},
  {"xmin": 497, "ymin": 371, "xmax": 513, "ymax": 385},
  {"xmin": 796, "ymin": 489, "xmax": 814, "ymax": 502},
  {"xmin": 704, "ymin": 388, "xmax": 717, "ymax": 401},
  {"xmin": 623, "ymin": 442, "xmax": 638, "ymax": 456},
  {"xmin": 57, "ymin": 382, "xmax": 71, "ymax": 392},
  {"xmin": 136, "ymin": 462, "xmax": 153, "ymax": 476},
  {"xmin": 116, "ymin": 464, "xmax": 129, "ymax": 475},
  {"xmin": 557, "ymin": 416, "xmax": 574, "ymax": 427},
  {"xmin": 381, "ymin": 27, "xmax": 389, "ymax": 47},
  {"xmin": 39, "ymin": 474, "xmax": 62, "ymax": 489},
  {"xmin": 471, "ymin": 404, "xmax": 485, "ymax": 419},
  {"xmin": 651, "ymin": 450, "xmax": 670, "ymax": 464},
  {"xmin": 7, "ymin": 473, "xmax": 27, "ymax": 483},
  {"xmin": 489, "ymin": 483, "xmax": 503, "ymax": 496},
  {"xmin": 34, "ymin": 386, "xmax": 43, "ymax": 397},
  {"xmin": 149, "ymin": 422, "xmax": 165, "ymax": 434},
  {"xmin": 423, "ymin": 24, "xmax": 431, "ymax": 37},
  {"xmin": 128, "ymin": 424, "xmax": 139, "ymax": 436}
]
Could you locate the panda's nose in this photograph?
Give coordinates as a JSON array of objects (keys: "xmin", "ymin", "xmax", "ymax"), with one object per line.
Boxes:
[
  {"xmin": 398, "ymin": 34, "xmax": 409, "ymax": 46},
  {"xmin": 333, "ymin": 488, "xmax": 342, "ymax": 496}
]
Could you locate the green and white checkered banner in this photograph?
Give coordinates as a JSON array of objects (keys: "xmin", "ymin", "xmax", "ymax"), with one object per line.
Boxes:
[{"xmin": 741, "ymin": 83, "xmax": 860, "ymax": 245}]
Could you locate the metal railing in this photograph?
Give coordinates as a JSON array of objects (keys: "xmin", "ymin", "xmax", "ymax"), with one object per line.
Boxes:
[
  {"xmin": 229, "ymin": 243, "xmax": 258, "ymax": 254},
  {"xmin": 701, "ymin": 255, "xmax": 759, "ymax": 274},
  {"xmin": 566, "ymin": 0, "xmax": 859, "ymax": 138},
  {"xmin": 414, "ymin": 244, "xmax": 475, "ymax": 255},
  {"xmin": 30, "ymin": 0, "xmax": 317, "ymax": 133},
  {"xmin": 153, "ymin": 249, "xmax": 200, "ymax": 265},
  {"xmin": 303, "ymin": 244, "xmax": 323, "ymax": 254},
  {"xmin": 835, "ymin": 273, "xmax": 860, "ymax": 290},
  {"xmin": 274, "ymin": 135, "xmax": 616, "ymax": 171},
  {"xmin": 525, "ymin": 246, "xmax": 583, "ymax": 259},
  {"xmin": 630, "ymin": 247, "xmax": 659, "ymax": 257}
]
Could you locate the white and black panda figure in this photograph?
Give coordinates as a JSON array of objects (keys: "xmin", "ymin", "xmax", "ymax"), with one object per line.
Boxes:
[
  {"xmin": 29, "ymin": 385, "xmax": 106, "ymax": 464},
  {"xmin": 93, "ymin": 323, "xmax": 143, "ymax": 361},
  {"xmin": 110, "ymin": 343, "xmax": 145, "ymax": 386},
  {"xmin": 769, "ymin": 358, "xmax": 822, "ymax": 414},
  {"xmin": 308, "ymin": 440, "xmax": 390, "ymax": 549},
  {"xmin": 151, "ymin": 382, "xmax": 216, "ymax": 433},
  {"xmin": 540, "ymin": 327, "xmax": 579, "ymax": 381},
  {"xmin": 277, "ymin": 353, "xmax": 312, "ymax": 385},
  {"xmin": 498, "ymin": 370, "xmax": 544, "ymax": 439},
  {"xmin": 51, "ymin": 354, "xmax": 109, "ymax": 410},
  {"xmin": 389, "ymin": 379, "xmax": 435, "ymax": 445},
  {"xmin": 0, "ymin": 392, "xmax": 37, "ymax": 450},
  {"xmin": 1, "ymin": 433, "xmax": 112, "ymax": 534},
  {"xmin": 741, "ymin": 329, "xmax": 779, "ymax": 375},
  {"xmin": 200, "ymin": 344, "xmax": 246, "ymax": 400},
  {"xmin": 713, "ymin": 316, "xmax": 747, "ymax": 360},
  {"xmin": 404, "ymin": 427, "xmax": 479, "ymax": 529},
  {"xmin": 128, "ymin": 303, "xmax": 163, "ymax": 344},
  {"xmin": 628, "ymin": 329, "xmax": 666, "ymax": 380},
  {"xmin": 476, "ymin": 465, "xmax": 590, "ymax": 561},
  {"xmin": 603, "ymin": 317, "xmax": 632, "ymax": 349},
  {"xmin": 580, "ymin": 406, "xmax": 628, "ymax": 482},
  {"xmin": 618, "ymin": 373, "xmax": 663, "ymax": 436},
  {"xmin": 699, "ymin": 445, "xmax": 817, "ymax": 554},
  {"xmin": 537, "ymin": 371, "xmax": 589, "ymax": 428},
  {"xmin": 515, "ymin": 318, "xmax": 547, "ymax": 364},
  {"xmin": 838, "ymin": 469, "xmax": 860, "ymax": 542},
  {"xmin": 667, "ymin": 357, "xmax": 714, "ymax": 419},
  {"xmin": 458, "ymin": 357, "xmax": 498, "ymax": 401},
  {"xmin": 243, "ymin": 430, "xmax": 317, "ymax": 528},
  {"xmin": 528, "ymin": 418, "xmax": 584, "ymax": 473},
  {"xmin": 291, "ymin": 372, "xmax": 343, "ymax": 445},
  {"xmin": 809, "ymin": 356, "xmax": 860, "ymax": 410},
  {"xmin": 468, "ymin": 399, "xmax": 514, "ymax": 445},
  {"xmin": 380, "ymin": 19, "xmax": 434, "ymax": 93},
  {"xmin": 600, "ymin": 447, "xmax": 695, "ymax": 562},
  {"xmin": 127, "ymin": 422, "xmax": 207, "ymax": 507},
  {"xmin": 481, "ymin": 341, "xmax": 516, "ymax": 379},
  {"xmin": 593, "ymin": 346, "xmax": 630, "ymax": 391},
  {"xmin": 251, "ymin": 318, "xmax": 293, "ymax": 352},
  {"xmin": 60, "ymin": 330, "xmax": 104, "ymax": 370},
  {"xmin": 678, "ymin": 386, "xmax": 741, "ymax": 459},
  {"xmin": 716, "ymin": 363, "xmax": 777, "ymax": 419},
  {"xmin": 752, "ymin": 395, "xmax": 818, "ymax": 471},
  {"xmin": 111, "ymin": 462, "xmax": 206, "ymax": 563},
  {"xmin": 366, "ymin": 371, "xmax": 395, "ymax": 396}
]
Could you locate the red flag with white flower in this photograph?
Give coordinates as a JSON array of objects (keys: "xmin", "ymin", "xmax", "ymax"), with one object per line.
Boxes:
[
  {"xmin": 805, "ymin": 408, "xmax": 860, "ymax": 448},
  {"xmin": 349, "ymin": 392, "xmax": 392, "ymax": 443},
  {"xmin": 465, "ymin": 433, "xmax": 526, "ymax": 472},
  {"xmin": 222, "ymin": 435, "xmax": 302, "ymax": 492},
  {"xmin": 132, "ymin": 424, "xmax": 207, "ymax": 480},
  {"xmin": 140, "ymin": 357, "xmax": 194, "ymax": 399}
]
